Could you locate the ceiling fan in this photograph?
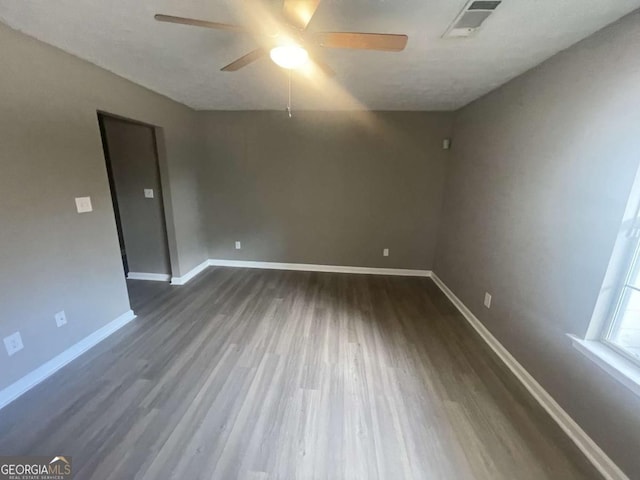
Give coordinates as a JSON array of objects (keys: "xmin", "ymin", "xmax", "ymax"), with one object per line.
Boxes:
[{"xmin": 154, "ymin": 0, "xmax": 408, "ymax": 75}]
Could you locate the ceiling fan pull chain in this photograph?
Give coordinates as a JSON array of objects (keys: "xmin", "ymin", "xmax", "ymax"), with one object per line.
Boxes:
[{"xmin": 287, "ymin": 70, "xmax": 293, "ymax": 118}]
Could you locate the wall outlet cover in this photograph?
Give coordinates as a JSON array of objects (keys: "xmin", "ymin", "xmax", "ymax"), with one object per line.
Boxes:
[
  {"xmin": 4, "ymin": 331, "xmax": 24, "ymax": 356},
  {"xmin": 55, "ymin": 310, "xmax": 67, "ymax": 327},
  {"xmin": 144, "ymin": 189, "xmax": 154, "ymax": 198},
  {"xmin": 383, "ymin": 248, "xmax": 389, "ymax": 257},
  {"xmin": 484, "ymin": 292, "xmax": 492, "ymax": 308},
  {"xmin": 235, "ymin": 241, "xmax": 241, "ymax": 250},
  {"xmin": 75, "ymin": 196, "xmax": 93, "ymax": 213}
]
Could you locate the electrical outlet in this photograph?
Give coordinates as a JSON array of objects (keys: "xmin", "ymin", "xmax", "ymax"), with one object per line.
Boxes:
[
  {"xmin": 55, "ymin": 310, "xmax": 67, "ymax": 327},
  {"xmin": 4, "ymin": 332, "xmax": 24, "ymax": 356},
  {"xmin": 235, "ymin": 241, "xmax": 241, "ymax": 250},
  {"xmin": 144, "ymin": 189, "xmax": 154, "ymax": 198},
  {"xmin": 484, "ymin": 292, "xmax": 492, "ymax": 309},
  {"xmin": 383, "ymin": 248, "xmax": 389, "ymax": 257}
]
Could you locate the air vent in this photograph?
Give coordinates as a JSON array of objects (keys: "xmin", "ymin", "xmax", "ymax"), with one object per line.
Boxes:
[
  {"xmin": 468, "ymin": 1, "xmax": 501, "ymax": 10},
  {"xmin": 443, "ymin": 0, "xmax": 502, "ymax": 38}
]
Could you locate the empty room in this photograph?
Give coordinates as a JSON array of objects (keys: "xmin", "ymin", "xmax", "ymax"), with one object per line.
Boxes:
[{"xmin": 1, "ymin": 1, "xmax": 639, "ymax": 479}]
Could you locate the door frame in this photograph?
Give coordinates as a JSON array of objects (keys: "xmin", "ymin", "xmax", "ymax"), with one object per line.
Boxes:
[{"xmin": 96, "ymin": 111, "xmax": 178, "ymax": 280}]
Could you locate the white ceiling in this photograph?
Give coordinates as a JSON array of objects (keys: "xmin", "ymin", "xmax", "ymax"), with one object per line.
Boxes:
[{"xmin": 1, "ymin": 0, "xmax": 639, "ymax": 111}]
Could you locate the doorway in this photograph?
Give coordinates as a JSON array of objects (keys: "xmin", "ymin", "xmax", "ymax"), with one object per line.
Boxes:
[{"xmin": 98, "ymin": 113, "xmax": 172, "ymax": 309}]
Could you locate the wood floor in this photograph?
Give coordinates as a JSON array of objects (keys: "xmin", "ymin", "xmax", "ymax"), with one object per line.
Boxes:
[
  {"xmin": 0, "ymin": 268, "xmax": 600, "ymax": 479},
  {"xmin": 126, "ymin": 278, "xmax": 172, "ymax": 311}
]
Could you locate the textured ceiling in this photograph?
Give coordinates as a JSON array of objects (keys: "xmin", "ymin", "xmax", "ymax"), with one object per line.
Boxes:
[{"xmin": 1, "ymin": 0, "xmax": 639, "ymax": 110}]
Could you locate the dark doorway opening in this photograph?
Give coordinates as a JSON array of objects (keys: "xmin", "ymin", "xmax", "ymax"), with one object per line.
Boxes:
[{"xmin": 97, "ymin": 112, "xmax": 172, "ymax": 309}]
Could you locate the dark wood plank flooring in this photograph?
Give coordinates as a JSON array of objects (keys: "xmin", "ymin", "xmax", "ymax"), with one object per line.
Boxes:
[
  {"xmin": 126, "ymin": 278, "xmax": 172, "ymax": 311},
  {"xmin": 0, "ymin": 267, "xmax": 601, "ymax": 479}
]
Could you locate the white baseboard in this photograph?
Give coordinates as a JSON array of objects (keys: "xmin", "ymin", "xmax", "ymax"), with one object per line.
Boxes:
[
  {"xmin": 127, "ymin": 272, "xmax": 170, "ymax": 282},
  {"xmin": 430, "ymin": 273, "xmax": 628, "ymax": 480},
  {"xmin": 208, "ymin": 259, "xmax": 432, "ymax": 277},
  {"xmin": 0, "ymin": 310, "xmax": 136, "ymax": 411},
  {"xmin": 170, "ymin": 259, "xmax": 210, "ymax": 285},
  {"xmin": 169, "ymin": 258, "xmax": 432, "ymax": 286}
]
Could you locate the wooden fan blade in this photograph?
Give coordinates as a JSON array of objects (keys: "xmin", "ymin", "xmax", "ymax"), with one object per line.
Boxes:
[
  {"xmin": 282, "ymin": 0, "xmax": 321, "ymax": 30},
  {"xmin": 221, "ymin": 49, "xmax": 265, "ymax": 71},
  {"xmin": 313, "ymin": 32, "xmax": 408, "ymax": 51},
  {"xmin": 154, "ymin": 14, "xmax": 246, "ymax": 32}
]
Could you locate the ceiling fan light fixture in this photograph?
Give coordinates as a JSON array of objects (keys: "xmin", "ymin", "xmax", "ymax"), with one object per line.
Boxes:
[{"xmin": 270, "ymin": 45, "xmax": 309, "ymax": 69}]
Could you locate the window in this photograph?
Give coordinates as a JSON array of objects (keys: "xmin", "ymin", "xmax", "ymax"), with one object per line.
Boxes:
[
  {"xmin": 569, "ymin": 168, "xmax": 640, "ymax": 397},
  {"xmin": 604, "ymin": 235, "xmax": 640, "ymax": 364}
]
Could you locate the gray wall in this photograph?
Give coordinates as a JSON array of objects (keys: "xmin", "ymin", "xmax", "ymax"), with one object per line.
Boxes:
[
  {"xmin": 0, "ymin": 23, "xmax": 207, "ymax": 391},
  {"xmin": 435, "ymin": 11, "xmax": 640, "ymax": 478},
  {"xmin": 200, "ymin": 111, "xmax": 453, "ymax": 269},
  {"xmin": 102, "ymin": 117, "xmax": 171, "ymax": 276}
]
